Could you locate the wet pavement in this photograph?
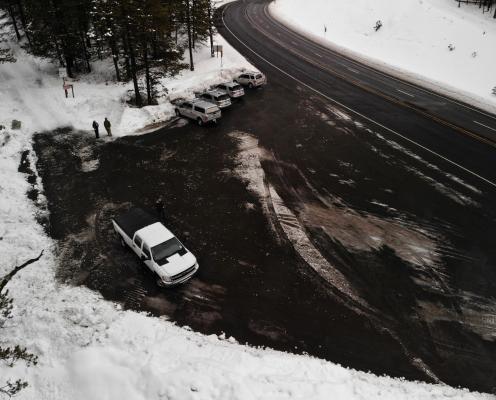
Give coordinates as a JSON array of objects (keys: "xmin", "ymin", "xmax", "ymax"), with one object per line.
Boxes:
[{"xmin": 30, "ymin": 80, "xmax": 496, "ymax": 392}]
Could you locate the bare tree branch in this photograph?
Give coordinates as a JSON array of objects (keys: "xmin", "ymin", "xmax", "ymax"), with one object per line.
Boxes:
[{"xmin": 0, "ymin": 250, "xmax": 44, "ymax": 293}]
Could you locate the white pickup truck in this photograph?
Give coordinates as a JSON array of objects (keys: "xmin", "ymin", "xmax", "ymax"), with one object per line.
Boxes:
[{"xmin": 112, "ymin": 207, "xmax": 199, "ymax": 286}]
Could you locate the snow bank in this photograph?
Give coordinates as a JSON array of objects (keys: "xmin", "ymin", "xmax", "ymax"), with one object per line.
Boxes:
[
  {"xmin": 0, "ymin": 35, "xmax": 252, "ymax": 137},
  {"xmin": 270, "ymin": 0, "xmax": 496, "ymax": 113}
]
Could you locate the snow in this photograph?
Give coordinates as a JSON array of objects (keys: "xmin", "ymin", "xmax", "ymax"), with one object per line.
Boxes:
[
  {"xmin": 0, "ymin": 8, "xmax": 493, "ymax": 400},
  {"xmin": 0, "ymin": 33, "xmax": 253, "ymax": 137},
  {"xmin": 270, "ymin": 0, "xmax": 496, "ymax": 113}
]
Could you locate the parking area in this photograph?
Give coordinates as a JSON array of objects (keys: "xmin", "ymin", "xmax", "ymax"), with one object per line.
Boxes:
[{"xmin": 31, "ymin": 79, "xmax": 496, "ymax": 392}]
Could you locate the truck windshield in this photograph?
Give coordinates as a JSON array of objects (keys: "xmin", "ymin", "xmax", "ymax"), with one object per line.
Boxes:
[{"xmin": 152, "ymin": 238, "xmax": 184, "ymax": 265}]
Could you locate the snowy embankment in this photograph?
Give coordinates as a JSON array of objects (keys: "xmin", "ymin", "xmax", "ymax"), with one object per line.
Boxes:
[
  {"xmin": 0, "ymin": 9, "xmax": 493, "ymax": 400},
  {"xmin": 270, "ymin": 0, "xmax": 496, "ymax": 114},
  {"xmin": 0, "ymin": 34, "xmax": 251, "ymax": 137}
]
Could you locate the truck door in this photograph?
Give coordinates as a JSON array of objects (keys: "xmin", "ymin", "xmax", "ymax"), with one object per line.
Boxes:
[
  {"xmin": 133, "ymin": 235, "xmax": 143, "ymax": 256},
  {"xmin": 142, "ymin": 244, "xmax": 154, "ymax": 272}
]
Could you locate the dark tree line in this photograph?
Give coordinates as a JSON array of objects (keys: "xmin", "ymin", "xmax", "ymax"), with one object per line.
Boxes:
[
  {"xmin": 0, "ymin": 0, "xmax": 217, "ymax": 106},
  {"xmin": 457, "ymin": 0, "xmax": 496, "ymax": 17}
]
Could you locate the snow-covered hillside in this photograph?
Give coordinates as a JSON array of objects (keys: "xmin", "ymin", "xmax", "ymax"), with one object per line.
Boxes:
[
  {"xmin": 0, "ymin": 35, "xmax": 251, "ymax": 137},
  {"xmin": 271, "ymin": 0, "xmax": 496, "ymax": 113}
]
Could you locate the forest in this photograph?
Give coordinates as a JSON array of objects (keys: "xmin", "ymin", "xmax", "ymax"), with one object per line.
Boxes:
[
  {"xmin": 457, "ymin": 0, "xmax": 496, "ymax": 17},
  {"xmin": 0, "ymin": 0, "xmax": 217, "ymax": 106}
]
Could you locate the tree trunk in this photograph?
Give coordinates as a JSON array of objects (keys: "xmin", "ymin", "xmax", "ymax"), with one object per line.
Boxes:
[
  {"xmin": 186, "ymin": 0, "xmax": 194, "ymax": 71},
  {"xmin": 143, "ymin": 43, "xmax": 152, "ymax": 105},
  {"xmin": 191, "ymin": 0, "xmax": 196, "ymax": 47},
  {"xmin": 65, "ymin": 55, "xmax": 73, "ymax": 78},
  {"xmin": 208, "ymin": 2, "xmax": 214, "ymax": 57},
  {"xmin": 7, "ymin": 5, "xmax": 21, "ymax": 41},
  {"xmin": 126, "ymin": 30, "xmax": 141, "ymax": 107},
  {"xmin": 15, "ymin": 0, "xmax": 31, "ymax": 46},
  {"xmin": 81, "ymin": 32, "xmax": 91, "ymax": 73},
  {"xmin": 110, "ymin": 39, "xmax": 121, "ymax": 81}
]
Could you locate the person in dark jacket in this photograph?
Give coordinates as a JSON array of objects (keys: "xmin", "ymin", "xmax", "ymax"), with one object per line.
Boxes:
[
  {"xmin": 155, "ymin": 197, "xmax": 165, "ymax": 221},
  {"xmin": 104, "ymin": 117, "xmax": 112, "ymax": 136},
  {"xmin": 92, "ymin": 120, "xmax": 99, "ymax": 138}
]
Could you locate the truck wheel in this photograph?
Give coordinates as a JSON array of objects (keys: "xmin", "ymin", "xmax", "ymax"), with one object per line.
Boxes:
[
  {"xmin": 156, "ymin": 278, "xmax": 166, "ymax": 288},
  {"xmin": 248, "ymin": 83, "xmax": 254, "ymax": 89},
  {"xmin": 197, "ymin": 118, "xmax": 203, "ymax": 126}
]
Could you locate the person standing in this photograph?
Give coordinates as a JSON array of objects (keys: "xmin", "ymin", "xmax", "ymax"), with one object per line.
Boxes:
[
  {"xmin": 92, "ymin": 120, "xmax": 99, "ymax": 138},
  {"xmin": 155, "ymin": 197, "xmax": 165, "ymax": 221},
  {"xmin": 104, "ymin": 117, "xmax": 112, "ymax": 136}
]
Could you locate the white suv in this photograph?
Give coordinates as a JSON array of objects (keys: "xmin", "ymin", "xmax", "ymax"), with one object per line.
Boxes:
[
  {"xmin": 175, "ymin": 100, "xmax": 221, "ymax": 126},
  {"xmin": 214, "ymin": 82, "xmax": 245, "ymax": 99},
  {"xmin": 235, "ymin": 71, "xmax": 267, "ymax": 88},
  {"xmin": 199, "ymin": 89, "xmax": 232, "ymax": 109}
]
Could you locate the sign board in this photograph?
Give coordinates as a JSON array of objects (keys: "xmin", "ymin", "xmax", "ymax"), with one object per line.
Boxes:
[
  {"xmin": 214, "ymin": 44, "xmax": 223, "ymax": 58},
  {"xmin": 58, "ymin": 67, "xmax": 68, "ymax": 78},
  {"xmin": 63, "ymin": 83, "xmax": 75, "ymax": 98}
]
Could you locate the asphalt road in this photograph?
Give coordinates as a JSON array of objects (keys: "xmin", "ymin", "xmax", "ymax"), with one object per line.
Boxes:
[
  {"xmin": 28, "ymin": 0, "xmax": 496, "ymax": 394},
  {"xmin": 216, "ymin": 0, "xmax": 496, "ymax": 392},
  {"xmin": 218, "ymin": 0, "xmax": 496, "ymax": 188}
]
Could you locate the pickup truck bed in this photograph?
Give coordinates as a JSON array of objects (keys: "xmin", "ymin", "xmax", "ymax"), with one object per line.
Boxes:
[{"xmin": 112, "ymin": 207, "xmax": 159, "ymax": 239}]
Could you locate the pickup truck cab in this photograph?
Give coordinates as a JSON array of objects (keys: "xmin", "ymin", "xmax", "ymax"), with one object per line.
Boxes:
[
  {"xmin": 112, "ymin": 207, "xmax": 199, "ymax": 286},
  {"xmin": 175, "ymin": 99, "xmax": 221, "ymax": 126}
]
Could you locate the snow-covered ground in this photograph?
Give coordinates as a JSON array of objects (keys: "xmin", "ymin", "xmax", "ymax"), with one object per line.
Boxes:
[
  {"xmin": 271, "ymin": 0, "xmax": 496, "ymax": 113},
  {"xmin": 0, "ymin": 7, "xmax": 494, "ymax": 400},
  {"xmin": 0, "ymin": 32, "xmax": 252, "ymax": 137}
]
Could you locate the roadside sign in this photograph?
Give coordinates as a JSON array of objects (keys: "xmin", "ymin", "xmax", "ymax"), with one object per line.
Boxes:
[
  {"xmin": 214, "ymin": 44, "xmax": 223, "ymax": 57},
  {"xmin": 58, "ymin": 67, "xmax": 68, "ymax": 78},
  {"xmin": 63, "ymin": 83, "xmax": 74, "ymax": 98}
]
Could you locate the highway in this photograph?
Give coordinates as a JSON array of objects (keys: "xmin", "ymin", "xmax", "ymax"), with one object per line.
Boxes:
[
  {"xmin": 216, "ymin": 0, "xmax": 496, "ymax": 392},
  {"xmin": 218, "ymin": 0, "xmax": 496, "ymax": 190}
]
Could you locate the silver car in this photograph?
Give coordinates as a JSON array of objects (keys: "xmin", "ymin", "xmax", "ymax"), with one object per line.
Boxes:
[
  {"xmin": 214, "ymin": 82, "xmax": 245, "ymax": 99},
  {"xmin": 199, "ymin": 89, "xmax": 232, "ymax": 109},
  {"xmin": 175, "ymin": 100, "xmax": 221, "ymax": 126},
  {"xmin": 235, "ymin": 71, "xmax": 267, "ymax": 88}
]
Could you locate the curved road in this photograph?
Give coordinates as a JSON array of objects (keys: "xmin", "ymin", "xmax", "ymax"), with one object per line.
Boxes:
[
  {"xmin": 216, "ymin": 0, "xmax": 496, "ymax": 393},
  {"xmin": 218, "ymin": 0, "xmax": 496, "ymax": 190}
]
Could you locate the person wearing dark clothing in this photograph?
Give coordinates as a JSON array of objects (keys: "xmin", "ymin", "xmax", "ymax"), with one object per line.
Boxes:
[
  {"xmin": 104, "ymin": 117, "xmax": 112, "ymax": 136},
  {"xmin": 92, "ymin": 120, "xmax": 99, "ymax": 138},
  {"xmin": 155, "ymin": 198, "xmax": 165, "ymax": 221}
]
